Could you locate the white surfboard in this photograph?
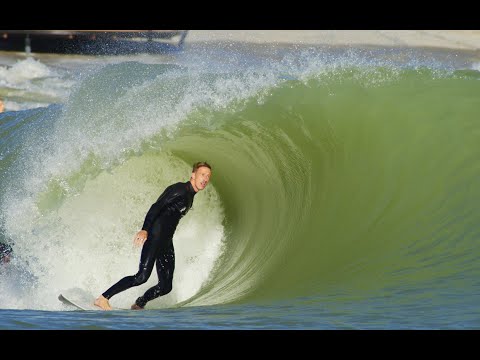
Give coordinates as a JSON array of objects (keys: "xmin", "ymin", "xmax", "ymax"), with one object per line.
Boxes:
[{"xmin": 58, "ymin": 287, "xmax": 127, "ymax": 310}]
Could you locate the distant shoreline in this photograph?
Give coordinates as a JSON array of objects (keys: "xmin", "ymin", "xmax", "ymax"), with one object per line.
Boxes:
[{"xmin": 186, "ymin": 31, "xmax": 480, "ymax": 53}]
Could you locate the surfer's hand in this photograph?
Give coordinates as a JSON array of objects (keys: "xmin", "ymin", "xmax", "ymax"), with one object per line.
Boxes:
[{"xmin": 133, "ymin": 230, "xmax": 148, "ymax": 247}]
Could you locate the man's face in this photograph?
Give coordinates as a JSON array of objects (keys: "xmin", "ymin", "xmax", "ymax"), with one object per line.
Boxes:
[{"xmin": 192, "ymin": 166, "xmax": 212, "ymax": 191}]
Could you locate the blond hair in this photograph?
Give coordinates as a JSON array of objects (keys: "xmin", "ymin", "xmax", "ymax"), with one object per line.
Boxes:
[{"xmin": 192, "ymin": 161, "xmax": 212, "ymax": 172}]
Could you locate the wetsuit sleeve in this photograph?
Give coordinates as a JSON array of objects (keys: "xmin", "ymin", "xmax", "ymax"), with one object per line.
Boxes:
[{"xmin": 141, "ymin": 185, "xmax": 181, "ymax": 231}]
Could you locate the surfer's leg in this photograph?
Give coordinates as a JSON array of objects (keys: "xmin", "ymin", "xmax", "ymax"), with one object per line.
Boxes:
[
  {"xmin": 132, "ymin": 245, "xmax": 175, "ymax": 309},
  {"xmin": 95, "ymin": 236, "xmax": 159, "ymax": 310}
]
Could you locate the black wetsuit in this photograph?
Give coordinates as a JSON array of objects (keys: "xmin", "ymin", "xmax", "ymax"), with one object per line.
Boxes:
[{"xmin": 102, "ymin": 181, "xmax": 196, "ymax": 308}]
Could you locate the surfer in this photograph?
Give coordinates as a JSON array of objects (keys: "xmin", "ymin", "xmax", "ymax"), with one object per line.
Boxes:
[{"xmin": 94, "ymin": 161, "xmax": 212, "ymax": 310}]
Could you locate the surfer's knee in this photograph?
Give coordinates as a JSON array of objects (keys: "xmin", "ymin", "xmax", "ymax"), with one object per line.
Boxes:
[
  {"xmin": 161, "ymin": 284, "xmax": 172, "ymax": 295},
  {"xmin": 133, "ymin": 272, "xmax": 150, "ymax": 286}
]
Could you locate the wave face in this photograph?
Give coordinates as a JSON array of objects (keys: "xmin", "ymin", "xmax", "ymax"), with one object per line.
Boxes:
[{"xmin": 1, "ymin": 49, "xmax": 480, "ymax": 319}]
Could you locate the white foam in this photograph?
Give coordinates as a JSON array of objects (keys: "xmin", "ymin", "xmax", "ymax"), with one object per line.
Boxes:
[
  {"xmin": 1, "ymin": 100, "xmax": 49, "ymax": 111},
  {"xmin": 0, "ymin": 57, "xmax": 52, "ymax": 85},
  {"xmin": 0, "ymin": 57, "xmax": 74, "ymax": 111}
]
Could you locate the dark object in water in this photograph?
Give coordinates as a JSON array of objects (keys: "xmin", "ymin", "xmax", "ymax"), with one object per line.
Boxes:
[{"xmin": 0, "ymin": 242, "xmax": 13, "ymax": 263}]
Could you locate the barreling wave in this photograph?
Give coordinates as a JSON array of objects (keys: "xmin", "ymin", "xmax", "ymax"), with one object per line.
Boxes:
[{"xmin": 1, "ymin": 51, "xmax": 480, "ymax": 312}]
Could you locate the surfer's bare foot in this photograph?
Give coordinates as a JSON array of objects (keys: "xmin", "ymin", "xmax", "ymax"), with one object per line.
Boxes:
[
  {"xmin": 94, "ymin": 295, "xmax": 112, "ymax": 310},
  {"xmin": 131, "ymin": 303, "xmax": 144, "ymax": 310}
]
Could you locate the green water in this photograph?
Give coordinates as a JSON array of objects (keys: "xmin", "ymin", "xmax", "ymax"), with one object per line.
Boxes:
[{"xmin": 163, "ymin": 70, "xmax": 480, "ymax": 309}]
